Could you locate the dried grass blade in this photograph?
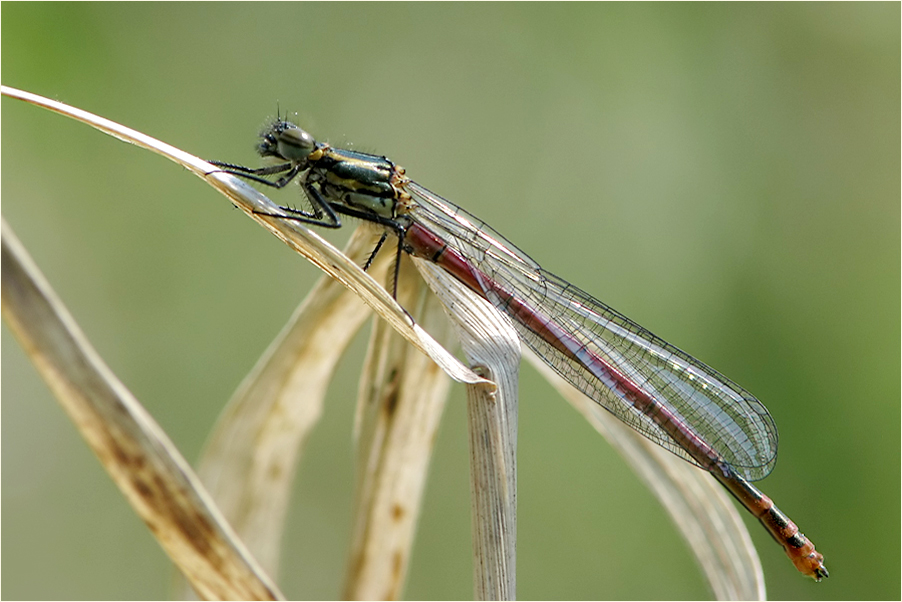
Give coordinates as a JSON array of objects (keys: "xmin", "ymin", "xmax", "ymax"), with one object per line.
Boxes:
[
  {"xmin": 415, "ymin": 261, "xmax": 519, "ymax": 601},
  {"xmin": 1, "ymin": 219, "xmax": 283, "ymax": 601},
  {"xmin": 182, "ymin": 226, "xmax": 389, "ymax": 594},
  {"xmin": 343, "ymin": 257, "xmax": 456, "ymax": 600}
]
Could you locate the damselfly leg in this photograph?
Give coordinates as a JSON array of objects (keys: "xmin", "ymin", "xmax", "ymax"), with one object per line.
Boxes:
[{"xmin": 211, "ymin": 157, "xmax": 410, "ymax": 297}]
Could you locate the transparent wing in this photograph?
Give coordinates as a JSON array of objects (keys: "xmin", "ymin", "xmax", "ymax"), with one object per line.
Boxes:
[{"xmin": 405, "ymin": 181, "xmax": 778, "ymax": 481}]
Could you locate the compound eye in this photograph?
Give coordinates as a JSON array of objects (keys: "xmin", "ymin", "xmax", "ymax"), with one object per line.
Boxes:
[{"xmin": 275, "ymin": 123, "xmax": 316, "ymax": 161}]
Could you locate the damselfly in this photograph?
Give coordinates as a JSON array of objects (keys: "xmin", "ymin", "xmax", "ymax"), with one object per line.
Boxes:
[{"xmin": 210, "ymin": 119, "xmax": 828, "ymax": 581}]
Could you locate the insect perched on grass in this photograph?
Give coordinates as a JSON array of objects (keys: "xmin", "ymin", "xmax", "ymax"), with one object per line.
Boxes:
[{"xmin": 211, "ymin": 118, "xmax": 828, "ymax": 581}]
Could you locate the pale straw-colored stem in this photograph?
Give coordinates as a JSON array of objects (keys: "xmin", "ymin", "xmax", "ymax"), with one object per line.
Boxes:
[
  {"xmin": 343, "ymin": 256, "xmax": 457, "ymax": 600},
  {"xmin": 185, "ymin": 226, "xmax": 390, "ymax": 590},
  {"xmin": 416, "ymin": 260, "xmax": 520, "ymax": 601},
  {"xmin": 2, "ymin": 219, "xmax": 283, "ymax": 601}
]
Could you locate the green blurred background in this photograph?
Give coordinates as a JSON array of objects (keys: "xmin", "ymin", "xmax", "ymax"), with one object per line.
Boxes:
[{"xmin": 2, "ymin": 4, "xmax": 898, "ymax": 600}]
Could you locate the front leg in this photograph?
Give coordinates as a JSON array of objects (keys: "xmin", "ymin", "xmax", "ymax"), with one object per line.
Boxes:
[{"xmin": 208, "ymin": 160, "xmax": 301, "ymax": 189}]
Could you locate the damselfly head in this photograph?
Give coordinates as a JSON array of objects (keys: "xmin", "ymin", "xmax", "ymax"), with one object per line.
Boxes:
[{"xmin": 257, "ymin": 119, "xmax": 316, "ymax": 163}]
